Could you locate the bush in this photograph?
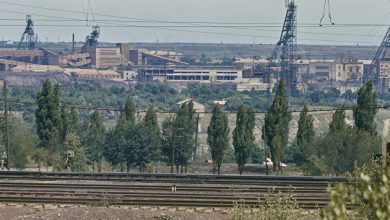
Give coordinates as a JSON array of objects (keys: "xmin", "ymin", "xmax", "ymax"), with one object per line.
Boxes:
[
  {"xmin": 321, "ymin": 159, "xmax": 390, "ymax": 220},
  {"xmin": 232, "ymin": 190, "xmax": 305, "ymax": 220}
]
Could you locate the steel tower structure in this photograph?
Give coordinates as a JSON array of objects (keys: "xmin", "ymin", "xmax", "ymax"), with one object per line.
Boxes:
[
  {"xmin": 368, "ymin": 27, "xmax": 390, "ymax": 91},
  {"xmin": 17, "ymin": 15, "xmax": 37, "ymax": 50},
  {"xmin": 276, "ymin": 0, "xmax": 298, "ymax": 94},
  {"xmin": 82, "ymin": 26, "xmax": 100, "ymax": 52}
]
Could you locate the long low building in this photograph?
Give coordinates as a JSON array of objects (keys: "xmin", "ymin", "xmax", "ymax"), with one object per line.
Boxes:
[
  {"xmin": 138, "ymin": 66, "xmax": 242, "ymax": 83},
  {"xmin": 64, "ymin": 68, "xmax": 122, "ymax": 80}
]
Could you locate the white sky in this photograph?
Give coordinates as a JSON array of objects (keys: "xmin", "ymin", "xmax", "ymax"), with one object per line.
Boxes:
[{"xmin": 1, "ymin": 0, "xmax": 390, "ymax": 45}]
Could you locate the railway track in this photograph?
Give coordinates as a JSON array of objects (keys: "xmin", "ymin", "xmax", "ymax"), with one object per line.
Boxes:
[
  {"xmin": 0, "ymin": 172, "xmax": 345, "ymax": 209},
  {"xmin": 0, "ymin": 171, "xmax": 346, "ymax": 183}
]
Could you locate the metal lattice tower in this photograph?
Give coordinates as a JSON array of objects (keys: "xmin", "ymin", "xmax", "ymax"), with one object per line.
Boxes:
[
  {"xmin": 276, "ymin": 0, "xmax": 298, "ymax": 94},
  {"xmin": 82, "ymin": 26, "xmax": 100, "ymax": 52},
  {"xmin": 368, "ymin": 27, "xmax": 390, "ymax": 90},
  {"xmin": 18, "ymin": 15, "xmax": 37, "ymax": 50}
]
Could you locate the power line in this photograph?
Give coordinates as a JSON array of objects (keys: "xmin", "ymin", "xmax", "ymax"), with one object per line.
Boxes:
[
  {"xmin": 2, "ymin": 2, "xmax": 390, "ymax": 28},
  {"xmin": 1, "ymin": 97, "xmax": 390, "ymax": 115}
]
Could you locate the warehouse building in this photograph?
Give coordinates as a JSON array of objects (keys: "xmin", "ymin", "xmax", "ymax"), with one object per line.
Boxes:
[{"xmin": 138, "ymin": 66, "xmax": 242, "ymax": 83}]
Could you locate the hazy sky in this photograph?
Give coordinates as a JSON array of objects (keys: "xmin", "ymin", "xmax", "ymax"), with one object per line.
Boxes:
[{"xmin": 1, "ymin": 0, "xmax": 390, "ymax": 45}]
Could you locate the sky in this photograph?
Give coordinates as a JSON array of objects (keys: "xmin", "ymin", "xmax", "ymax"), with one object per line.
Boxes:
[{"xmin": 1, "ymin": 0, "xmax": 390, "ymax": 45}]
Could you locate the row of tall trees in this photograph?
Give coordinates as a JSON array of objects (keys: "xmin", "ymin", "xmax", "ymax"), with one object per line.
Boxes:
[
  {"xmin": 293, "ymin": 81, "xmax": 380, "ymax": 175},
  {"xmin": 35, "ymin": 80, "xmax": 198, "ymax": 173},
  {"xmin": 34, "ymin": 79, "xmax": 380, "ymax": 175}
]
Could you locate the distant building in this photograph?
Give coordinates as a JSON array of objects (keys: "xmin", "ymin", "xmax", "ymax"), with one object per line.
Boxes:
[
  {"xmin": 138, "ymin": 66, "xmax": 242, "ymax": 83},
  {"xmin": 64, "ymin": 68, "xmax": 122, "ymax": 80},
  {"xmin": 379, "ymin": 60, "xmax": 390, "ymax": 77},
  {"xmin": 213, "ymin": 100, "xmax": 227, "ymax": 106},
  {"xmin": 334, "ymin": 61, "xmax": 364, "ymax": 82},
  {"xmin": 233, "ymin": 57, "xmax": 269, "ymax": 69},
  {"xmin": 176, "ymin": 98, "xmax": 206, "ymax": 113},
  {"xmin": 86, "ymin": 46, "xmax": 122, "ymax": 68},
  {"xmin": 129, "ymin": 49, "xmax": 186, "ymax": 66},
  {"xmin": 11, "ymin": 64, "xmax": 64, "ymax": 72},
  {"xmin": 123, "ymin": 70, "xmax": 138, "ymax": 81},
  {"xmin": 308, "ymin": 60, "xmax": 335, "ymax": 81}
]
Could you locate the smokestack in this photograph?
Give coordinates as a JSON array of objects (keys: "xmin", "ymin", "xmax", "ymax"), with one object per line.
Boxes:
[{"xmin": 72, "ymin": 33, "xmax": 75, "ymax": 54}]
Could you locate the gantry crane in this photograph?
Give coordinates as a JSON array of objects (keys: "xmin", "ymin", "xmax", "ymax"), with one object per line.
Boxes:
[{"xmin": 17, "ymin": 15, "xmax": 37, "ymax": 50}]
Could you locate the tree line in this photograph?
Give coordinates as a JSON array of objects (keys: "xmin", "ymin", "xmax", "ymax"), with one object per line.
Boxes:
[{"xmin": 9, "ymin": 79, "xmax": 381, "ymax": 175}]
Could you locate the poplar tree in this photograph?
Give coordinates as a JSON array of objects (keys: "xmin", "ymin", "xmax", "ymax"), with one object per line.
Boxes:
[
  {"xmin": 207, "ymin": 104, "xmax": 230, "ymax": 174},
  {"xmin": 353, "ymin": 80, "xmax": 378, "ymax": 135},
  {"xmin": 63, "ymin": 133, "xmax": 86, "ymax": 172},
  {"xmin": 143, "ymin": 106, "xmax": 161, "ymax": 163},
  {"xmin": 35, "ymin": 80, "xmax": 62, "ymax": 151},
  {"xmin": 174, "ymin": 101, "xmax": 196, "ymax": 173},
  {"xmin": 103, "ymin": 128, "xmax": 120, "ymax": 170},
  {"xmin": 68, "ymin": 107, "xmax": 79, "ymax": 134},
  {"xmin": 263, "ymin": 79, "xmax": 291, "ymax": 174},
  {"xmin": 233, "ymin": 105, "xmax": 255, "ymax": 175},
  {"xmin": 128, "ymin": 122, "xmax": 159, "ymax": 173},
  {"xmin": 86, "ymin": 111, "xmax": 106, "ymax": 172},
  {"xmin": 124, "ymin": 97, "xmax": 136, "ymax": 124},
  {"xmin": 294, "ymin": 104, "xmax": 315, "ymax": 167},
  {"xmin": 162, "ymin": 116, "xmax": 177, "ymax": 171}
]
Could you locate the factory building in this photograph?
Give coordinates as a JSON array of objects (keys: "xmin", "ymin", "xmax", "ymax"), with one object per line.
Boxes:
[
  {"xmin": 64, "ymin": 68, "xmax": 122, "ymax": 80},
  {"xmin": 334, "ymin": 61, "xmax": 364, "ymax": 82},
  {"xmin": 129, "ymin": 49, "xmax": 187, "ymax": 66},
  {"xmin": 86, "ymin": 46, "xmax": 122, "ymax": 69},
  {"xmin": 138, "ymin": 66, "xmax": 242, "ymax": 83}
]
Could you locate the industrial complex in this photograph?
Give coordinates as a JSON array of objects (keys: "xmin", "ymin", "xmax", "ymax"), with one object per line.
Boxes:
[{"xmin": 1, "ymin": 2, "xmax": 390, "ymax": 96}]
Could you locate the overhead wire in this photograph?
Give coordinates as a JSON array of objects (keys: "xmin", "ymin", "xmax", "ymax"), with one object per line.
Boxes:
[
  {"xmin": 319, "ymin": 0, "xmax": 335, "ymax": 26},
  {"xmin": 1, "ymin": 96, "xmax": 390, "ymax": 115},
  {"xmin": 0, "ymin": 1, "xmax": 387, "ymax": 45}
]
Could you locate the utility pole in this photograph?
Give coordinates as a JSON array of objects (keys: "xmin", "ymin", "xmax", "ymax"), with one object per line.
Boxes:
[
  {"xmin": 3, "ymin": 80, "xmax": 9, "ymax": 170},
  {"xmin": 263, "ymin": 124, "xmax": 268, "ymax": 176},
  {"xmin": 170, "ymin": 124, "xmax": 176, "ymax": 174}
]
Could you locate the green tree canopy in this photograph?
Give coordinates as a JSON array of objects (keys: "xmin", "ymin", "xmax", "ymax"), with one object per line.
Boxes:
[
  {"xmin": 293, "ymin": 104, "xmax": 315, "ymax": 169},
  {"xmin": 264, "ymin": 79, "xmax": 292, "ymax": 174},
  {"xmin": 174, "ymin": 101, "xmax": 196, "ymax": 173},
  {"xmin": 233, "ymin": 105, "xmax": 255, "ymax": 175},
  {"xmin": 85, "ymin": 111, "xmax": 106, "ymax": 172},
  {"xmin": 207, "ymin": 104, "xmax": 230, "ymax": 174},
  {"xmin": 353, "ymin": 80, "xmax": 378, "ymax": 135}
]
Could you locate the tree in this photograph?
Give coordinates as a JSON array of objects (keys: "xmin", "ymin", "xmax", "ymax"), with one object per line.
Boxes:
[
  {"xmin": 124, "ymin": 97, "xmax": 136, "ymax": 124},
  {"xmin": 68, "ymin": 107, "xmax": 79, "ymax": 134},
  {"xmin": 0, "ymin": 116, "xmax": 38, "ymax": 170},
  {"xmin": 264, "ymin": 79, "xmax": 292, "ymax": 174},
  {"xmin": 63, "ymin": 133, "xmax": 86, "ymax": 172},
  {"xmin": 174, "ymin": 101, "xmax": 196, "ymax": 173},
  {"xmin": 316, "ymin": 108, "xmax": 374, "ymax": 175},
  {"xmin": 59, "ymin": 105, "xmax": 69, "ymax": 145},
  {"xmin": 321, "ymin": 160, "xmax": 390, "ymax": 220},
  {"xmin": 35, "ymin": 80, "xmax": 57, "ymax": 149},
  {"xmin": 103, "ymin": 129, "xmax": 120, "ymax": 170},
  {"xmin": 293, "ymin": 104, "xmax": 315, "ymax": 170},
  {"xmin": 127, "ymin": 123, "xmax": 156, "ymax": 173},
  {"xmin": 353, "ymin": 80, "xmax": 378, "ymax": 135},
  {"xmin": 85, "ymin": 111, "xmax": 106, "ymax": 172},
  {"xmin": 35, "ymin": 80, "xmax": 62, "ymax": 167},
  {"xmin": 207, "ymin": 104, "xmax": 230, "ymax": 174},
  {"xmin": 233, "ymin": 105, "xmax": 255, "ymax": 175},
  {"xmin": 143, "ymin": 106, "xmax": 162, "ymax": 166},
  {"xmin": 162, "ymin": 116, "xmax": 177, "ymax": 171}
]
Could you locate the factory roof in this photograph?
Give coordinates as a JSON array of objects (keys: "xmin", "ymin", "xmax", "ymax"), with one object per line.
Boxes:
[
  {"xmin": 11, "ymin": 64, "xmax": 64, "ymax": 72},
  {"xmin": 64, "ymin": 68, "xmax": 121, "ymax": 76}
]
